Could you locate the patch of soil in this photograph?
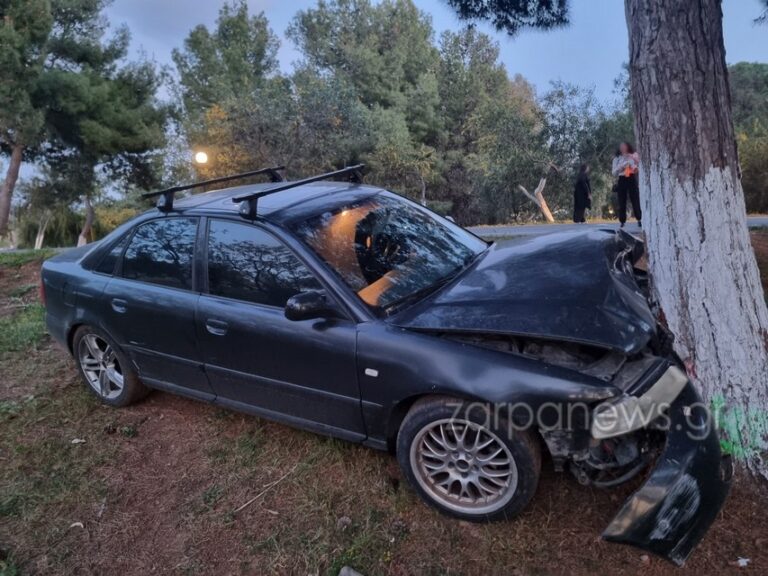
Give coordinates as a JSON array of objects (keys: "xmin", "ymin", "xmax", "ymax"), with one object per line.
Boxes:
[
  {"xmin": 0, "ymin": 260, "xmax": 42, "ymax": 318},
  {"xmin": 6, "ymin": 359, "xmax": 767, "ymax": 576},
  {"xmin": 0, "ymin": 340, "xmax": 74, "ymax": 401}
]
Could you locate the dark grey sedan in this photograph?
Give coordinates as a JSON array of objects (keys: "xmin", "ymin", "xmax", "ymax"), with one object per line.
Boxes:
[{"xmin": 41, "ymin": 169, "xmax": 730, "ymax": 565}]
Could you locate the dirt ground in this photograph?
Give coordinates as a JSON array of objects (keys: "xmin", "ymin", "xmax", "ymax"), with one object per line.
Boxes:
[{"xmin": 1, "ymin": 238, "xmax": 768, "ymax": 576}]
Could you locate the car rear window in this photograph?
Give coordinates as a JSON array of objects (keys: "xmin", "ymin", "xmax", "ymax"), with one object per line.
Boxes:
[
  {"xmin": 94, "ymin": 234, "xmax": 131, "ymax": 275},
  {"xmin": 121, "ymin": 218, "xmax": 198, "ymax": 290}
]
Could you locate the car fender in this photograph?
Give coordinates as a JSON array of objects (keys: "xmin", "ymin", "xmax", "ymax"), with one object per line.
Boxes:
[{"xmin": 356, "ymin": 323, "xmax": 620, "ymax": 444}]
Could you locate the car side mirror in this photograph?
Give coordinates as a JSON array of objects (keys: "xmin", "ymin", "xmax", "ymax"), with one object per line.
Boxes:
[{"xmin": 285, "ymin": 289, "xmax": 339, "ymax": 321}]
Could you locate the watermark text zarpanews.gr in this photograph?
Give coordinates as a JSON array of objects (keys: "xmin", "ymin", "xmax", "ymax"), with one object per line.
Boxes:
[{"xmin": 450, "ymin": 398, "xmax": 718, "ymax": 441}]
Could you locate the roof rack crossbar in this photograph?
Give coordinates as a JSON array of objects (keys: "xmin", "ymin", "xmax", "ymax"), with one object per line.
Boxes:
[
  {"xmin": 141, "ymin": 165, "xmax": 286, "ymax": 212},
  {"xmin": 233, "ymin": 164, "xmax": 365, "ymax": 219}
]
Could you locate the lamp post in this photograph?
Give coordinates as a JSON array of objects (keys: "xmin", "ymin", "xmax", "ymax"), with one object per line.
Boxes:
[{"xmin": 193, "ymin": 151, "xmax": 208, "ymax": 165}]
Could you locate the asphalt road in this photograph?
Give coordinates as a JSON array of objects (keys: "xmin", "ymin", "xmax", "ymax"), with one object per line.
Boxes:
[{"xmin": 469, "ymin": 215, "xmax": 768, "ymax": 238}]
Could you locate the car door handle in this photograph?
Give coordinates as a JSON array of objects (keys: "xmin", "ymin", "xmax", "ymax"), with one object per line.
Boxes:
[
  {"xmin": 111, "ymin": 298, "xmax": 128, "ymax": 313},
  {"xmin": 205, "ymin": 319, "xmax": 229, "ymax": 336}
]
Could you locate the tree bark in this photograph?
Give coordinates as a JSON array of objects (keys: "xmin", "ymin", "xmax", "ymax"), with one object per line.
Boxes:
[
  {"xmin": 626, "ymin": 0, "xmax": 768, "ymax": 476},
  {"xmin": 77, "ymin": 194, "xmax": 94, "ymax": 246},
  {"xmin": 0, "ymin": 144, "xmax": 23, "ymax": 238}
]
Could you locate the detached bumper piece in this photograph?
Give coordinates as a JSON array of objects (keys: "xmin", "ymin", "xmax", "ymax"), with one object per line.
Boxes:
[{"xmin": 602, "ymin": 382, "xmax": 732, "ymax": 565}]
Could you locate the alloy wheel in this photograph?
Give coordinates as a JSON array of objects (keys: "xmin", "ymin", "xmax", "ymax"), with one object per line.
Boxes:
[
  {"xmin": 78, "ymin": 334, "xmax": 124, "ymax": 400},
  {"xmin": 410, "ymin": 418, "xmax": 518, "ymax": 515}
]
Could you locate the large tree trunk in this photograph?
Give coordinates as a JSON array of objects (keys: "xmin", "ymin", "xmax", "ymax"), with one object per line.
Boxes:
[
  {"xmin": 0, "ymin": 144, "xmax": 23, "ymax": 238},
  {"xmin": 626, "ymin": 0, "xmax": 768, "ymax": 477},
  {"xmin": 77, "ymin": 194, "xmax": 94, "ymax": 246}
]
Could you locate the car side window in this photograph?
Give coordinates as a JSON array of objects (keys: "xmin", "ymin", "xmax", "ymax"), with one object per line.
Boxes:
[
  {"xmin": 121, "ymin": 218, "xmax": 198, "ymax": 290},
  {"xmin": 207, "ymin": 219, "xmax": 321, "ymax": 307},
  {"xmin": 95, "ymin": 233, "xmax": 131, "ymax": 275}
]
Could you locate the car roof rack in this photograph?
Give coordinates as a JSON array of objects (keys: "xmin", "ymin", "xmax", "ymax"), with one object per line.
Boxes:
[
  {"xmin": 233, "ymin": 164, "xmax": 365, "ymax": 219},
  {"xmin": 141, "ymin": 165, "xmax": 286, "ymax": 213}
]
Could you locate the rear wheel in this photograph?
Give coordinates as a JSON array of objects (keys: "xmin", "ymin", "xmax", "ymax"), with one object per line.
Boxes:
[
  {"xmin": 397, "ymin": 397, "xmax": 541, "ymax": 522},
  {"xmin": 73, "ymin": 325, "xmax": 149, "ymax": 407}
]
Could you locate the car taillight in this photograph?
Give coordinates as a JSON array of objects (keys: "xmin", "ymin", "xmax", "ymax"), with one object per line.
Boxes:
[{"xmin": 39, "ymin": 276, "xmax": 46, "ymax": 307}]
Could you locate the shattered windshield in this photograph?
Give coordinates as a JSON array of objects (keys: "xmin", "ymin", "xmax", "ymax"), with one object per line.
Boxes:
[{"xmin": 290, "ymin": 193, "xmax": 487, "ymax": 311}]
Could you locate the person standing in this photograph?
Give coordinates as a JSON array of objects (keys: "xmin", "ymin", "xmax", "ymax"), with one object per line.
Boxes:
[
  {"xmin": 611, "ymin": 142, "xmax": 641, "ymax": 227},
  {"xmin": 573, "ymin": 163, "xmax": 591, "ymax": 223}
]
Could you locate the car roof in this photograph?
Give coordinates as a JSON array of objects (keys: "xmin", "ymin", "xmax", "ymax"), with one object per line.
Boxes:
[{"xmin": 171, "ymin": 180, "xmax": 383, "ymax": 224}]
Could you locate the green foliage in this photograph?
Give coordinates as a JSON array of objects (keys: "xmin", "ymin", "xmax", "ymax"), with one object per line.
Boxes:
[
  {"xmin": 2, "ymin": 0, "xmax": 167, "ymax": 164},
  {"xmin": 445, "ymin": 0, "xmax": 569, "ymax": 36},
  {"xmin": 1, "ymin": 0, "xmax": 167, "ymax": 246},
  {"xmin": 172, "ymin": 0, "xmax": 279, "ymax": 122},
  {"xmin": 171, "ymin": 2, "xmax": 643, "ymax": 224},
  {"xmin": 288, "ymin": 0, "xmax": 438, "ymax": 111},
  {"xmin": 436, "ymin": 26, "xmax": 510, "ymax": 141},
  {"xmin": 0, "ymin": 304, "xmax": 46, "ymax": 353},
  {"xmin": 0, "ymin": 249, "xmax": 54, "ymax": 268},
  {"xmin": 730, "ymin": 63, "xmax": 768, "ymax": 213},
  {"xmin": 729, "ymin": 63, "xmax": 768, "ymax": 130},
  {"xmin": 758, "ymin": 0, "xmax": 768, "ymax": 25},
  {"xmin": 0, "ymin": 0, "xmax": 50, "ymax": 144},
  {"xmin": 8, "ymin": 0, "xmax": 768, "ymax": 244},
  {"xmin": 14, "ymin": 0, "xmax": 760, "ymax": 232},
  {"xmin": 738, "ymin": 127, "xmax": 768, "ymax": 213}
]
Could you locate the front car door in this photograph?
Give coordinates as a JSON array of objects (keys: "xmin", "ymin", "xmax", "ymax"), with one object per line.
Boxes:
[
  {"xmin": 101, "ymin": 216, "xmax": 214, "ymax": 400},
  {"xmin": 195, "ymin": 218, "xmax": 365, "ymax": 440}
]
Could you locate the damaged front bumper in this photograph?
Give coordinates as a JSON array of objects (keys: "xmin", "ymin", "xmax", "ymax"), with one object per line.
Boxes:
[{"xmin": 602, "ymin": 381, "xmax": 732, "ymax": 565}]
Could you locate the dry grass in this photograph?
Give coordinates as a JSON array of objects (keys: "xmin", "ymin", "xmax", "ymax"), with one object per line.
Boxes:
[{"xmin": 1, "ymin": 246, "xmax": 768, "ymax": 575}]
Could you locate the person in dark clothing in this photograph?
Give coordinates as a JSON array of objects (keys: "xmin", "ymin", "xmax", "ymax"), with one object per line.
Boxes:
[
  {"xmin": 611, "ymin": 142, "xmax": 641, "ymax": 228},
  {"xmin": 573, "ymin": 163, "xmax": 591, "ymax": 223}
]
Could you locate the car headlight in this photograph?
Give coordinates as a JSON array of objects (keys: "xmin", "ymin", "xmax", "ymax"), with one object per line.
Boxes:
[{"xmin": 591, "ymin": 365, "xmax": 688, "ymax": 439}]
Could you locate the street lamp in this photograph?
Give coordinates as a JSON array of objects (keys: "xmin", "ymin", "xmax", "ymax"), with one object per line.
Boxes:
[{"xmin": 193, "ymin": 151, "xmax": 208, "ymax": 165}]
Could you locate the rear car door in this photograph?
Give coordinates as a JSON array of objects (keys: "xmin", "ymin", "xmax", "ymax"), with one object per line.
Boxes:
[
  {"xmin": 101, "ymin": 216, "xmax": 214, "ymax": 399},
  {"xmin": 195, "ymin": 218, "xmax": 365, "ymax": 439}
]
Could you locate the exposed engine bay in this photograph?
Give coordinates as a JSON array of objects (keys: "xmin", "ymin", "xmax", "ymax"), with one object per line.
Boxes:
[
  {"xmin": 540, "ymin": 427, "xmax": 664, "ymax": 487},
  {"xmin": 443, "ymin": 332, "xmax": 675, "ymax": 488}
]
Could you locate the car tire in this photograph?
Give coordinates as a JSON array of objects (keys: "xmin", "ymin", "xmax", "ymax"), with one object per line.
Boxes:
[
  {"xmin": 396, "ymin": 396, "xmax": 541, "ymax": 522},
  {"xmin": 72, "ymin": 325, "xmax": 149, "ymax": 407}
]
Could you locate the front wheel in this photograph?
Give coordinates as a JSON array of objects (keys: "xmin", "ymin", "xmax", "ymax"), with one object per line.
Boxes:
[{"xmin": 396, "ymin": 397, "xmax": 541, "ymax": 522}]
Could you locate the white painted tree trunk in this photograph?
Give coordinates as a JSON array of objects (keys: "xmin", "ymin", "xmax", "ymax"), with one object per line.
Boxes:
[
  {"xmin": 626, "ymin": 0, "xmax": 768, "ymax": 477},
  {"xmin": 517, "ymin": 178, "xmax": 555, "ymax": 223},
  {"xmin": 77, "ymin": 194, "xmax": 94, "ymax": 247},
  {"xmin": 34, "ymin": 213, "xmax": 51, "ymax": 250}
]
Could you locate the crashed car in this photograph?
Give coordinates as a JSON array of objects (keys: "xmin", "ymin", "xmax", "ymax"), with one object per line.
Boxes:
[{"xmin": 41, "ymin": 165, "xmax": 730, "ymax": 565}]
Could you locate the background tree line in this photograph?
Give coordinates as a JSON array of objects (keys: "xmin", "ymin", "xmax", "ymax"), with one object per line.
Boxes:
[{"xmin": 1, "ymin": 0, "xmax": 766, "ymax": 247}]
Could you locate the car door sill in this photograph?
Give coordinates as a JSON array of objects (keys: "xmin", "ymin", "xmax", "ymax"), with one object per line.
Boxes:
[
  {"xmin": 143, "ymin": 377, "xmax": 217, "ymax": 403},
  {"xmin": 214, "ymin": 396, "xmax": 367, "ymax": 444}
]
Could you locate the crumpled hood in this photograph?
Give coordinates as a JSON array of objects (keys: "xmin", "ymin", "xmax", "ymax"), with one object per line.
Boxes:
[{"xmin": 390, "ymin": 229, "xmax": 656, "ymax": 354}]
